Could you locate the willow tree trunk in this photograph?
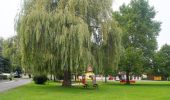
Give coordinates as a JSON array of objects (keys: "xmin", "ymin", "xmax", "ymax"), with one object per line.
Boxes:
[
  {"xmin": 62, "ymin": 69, "xmax": 72, "ymax": 86},
  {"xmin": 74, "ymin": 73, "xmax": 77, "ymax": 82},
  {"xmin": 126, "ymin": 70, "xmax": 130, "ymax": 84},
  {"xmin": 104, "ymin": 75, "xmax": 107, "ymax": 83}
]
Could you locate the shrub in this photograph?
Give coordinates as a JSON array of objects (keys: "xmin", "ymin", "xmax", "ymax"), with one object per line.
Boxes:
[{"xmin": 33, "ymin": 75, "xmax": 48, "ymax": 84}]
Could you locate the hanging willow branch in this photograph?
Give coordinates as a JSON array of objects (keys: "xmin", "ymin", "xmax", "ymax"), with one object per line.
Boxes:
[{"xmin": 16, "ymin": 0, "xmax": 121, "ymax": 77}]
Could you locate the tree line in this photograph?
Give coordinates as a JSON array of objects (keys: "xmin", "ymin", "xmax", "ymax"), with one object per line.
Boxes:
[{"xmin": 1, "ymin": 0, "xmax": 170, "ymax": 85}]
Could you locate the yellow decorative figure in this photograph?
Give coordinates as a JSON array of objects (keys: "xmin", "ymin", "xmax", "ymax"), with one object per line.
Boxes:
[{"xmin": 85, "ymin": 65, "xmax": 95, "ymax": 80}]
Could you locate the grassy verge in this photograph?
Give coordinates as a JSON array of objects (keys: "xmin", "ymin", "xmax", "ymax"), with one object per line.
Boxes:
[{"xmin": 0, "ymin": 81, "xmax": 170, "ymax": 100}]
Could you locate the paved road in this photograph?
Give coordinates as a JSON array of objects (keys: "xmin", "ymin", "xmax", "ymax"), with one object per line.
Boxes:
[{"xmin": 0, "ymin": 79, "xmax": 31, "ymax": 92}]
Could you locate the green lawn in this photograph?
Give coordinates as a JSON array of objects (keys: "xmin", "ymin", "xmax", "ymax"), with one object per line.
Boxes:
[{"xmin": 0, "ymin": 81, "xmax": 170, "ymax": 100}]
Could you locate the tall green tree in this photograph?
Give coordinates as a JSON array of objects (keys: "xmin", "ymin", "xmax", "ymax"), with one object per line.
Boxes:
[
  {"xmin": 114, "ymin": 0, "xmax": 161, "ymax": 83},
  {"xmin": 99, "ymin": 20, "xmax": 122, "ymax": 83},
  {"xmin": 2, "ymin": 36, "xmax": 21, "ymax": 72},
  {"xmin": 119, "ymin": 47, "xmax": 143, "ymax": 84},
  {"xmin": 0, "ymin": 37, "xmax": 11, "ymax": 73},
  {"xmin": 0, "ymin": 57, "xmax": 11, "ymax": 73},
  {"xmin": 16, "ymin": 0, "xmax": 120, "ymax": 86},
  {"xmin": 153, "ymin": 44, "xmax": 170, "ymax": 80}
]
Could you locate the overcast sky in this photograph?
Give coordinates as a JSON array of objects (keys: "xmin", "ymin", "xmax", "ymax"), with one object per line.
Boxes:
[{"xmin": 0, "ymin": 0, "xmax": 170, "ymax": 49}]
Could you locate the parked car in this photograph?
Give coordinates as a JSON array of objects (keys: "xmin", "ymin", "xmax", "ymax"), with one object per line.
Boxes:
[
  {"xmin": 0, "ymin": 73, "xmax": 12, "ymax": 80},
  {"xmin": 14, "ymin": 71, "xmax": 21, "ymax": 78}
]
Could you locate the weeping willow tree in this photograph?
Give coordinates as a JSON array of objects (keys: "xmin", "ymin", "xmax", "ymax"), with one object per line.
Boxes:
[
  {"xmin": 91, "ymin": 18, "xmax": 122, "ymax": 83},
  {"xmin": 102, "ymin": 20, "xmax": 122, "ymax": 82},
  {"xmin": 16, "ymin": 0, "xmax": 121, "ymax": 86}
]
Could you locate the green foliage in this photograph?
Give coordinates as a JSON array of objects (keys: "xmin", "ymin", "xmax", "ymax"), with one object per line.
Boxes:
[
  {"xmin": 0, "ymin": 56, "xmax": 11, "ymax": 73},
  {"xmin": 100, "ymin": 20, "xmax": 122, "ymax": 75},
  {"xmin": 16, "ymin": 0, "xmax": 121, "ymax": 86},
  {"xmin": 0, "ymin": 38, "xmax": 11, "ymax": 73},
  {"xmin": 2, "ymin": 37, "xmax": 21, "ymax": 71},
  {"xmin": 33, "ymin": 74, "xmax": 48, "ymax": 84},
  {"xmin": 153, "ymin": 44, "xmax": 170, "ymax": 79},
  {"xmin": 17, "ymin": 0, "xmax": 90, "ymax": 75},
  {"xmin": 114, "ymin": 0, "xmax": 161, "ymax": 75},
  {"xmin": 119, "ymin": 47, "xmax": 144, "ymax": 75}
]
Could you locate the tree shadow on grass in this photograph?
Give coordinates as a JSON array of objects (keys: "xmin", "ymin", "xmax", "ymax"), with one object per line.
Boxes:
[{"xmin": 26, "ymin": 82, "xmax": 99, "ymax": 94}]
